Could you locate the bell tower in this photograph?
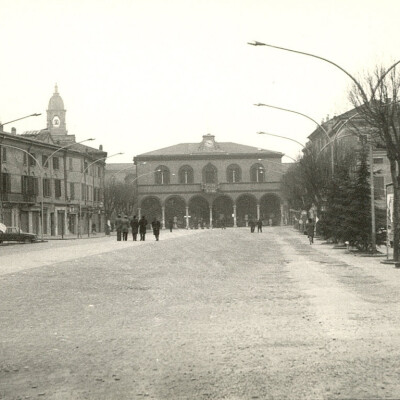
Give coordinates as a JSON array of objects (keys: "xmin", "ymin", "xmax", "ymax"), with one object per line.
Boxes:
[{"xmin": 47, "ymin": 84, "xmax": 67, "ymax": 136}]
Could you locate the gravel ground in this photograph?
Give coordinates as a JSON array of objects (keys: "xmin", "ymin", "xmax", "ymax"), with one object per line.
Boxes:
[{"xmin": 0, "ymin": 227, "xmax": 400, "ymax": 400}]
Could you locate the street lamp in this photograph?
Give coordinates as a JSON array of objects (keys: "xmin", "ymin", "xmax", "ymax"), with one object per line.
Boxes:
[
  {"xmin": 0, "ymin": 113, "xmax": 41, "ymax": 131},
  {"xmin": 78, "ymin": 152, "xmax": 123, "ymax": 238},
  {"xmin": 249, "ymin": 41, "xmax": 394, "ymax": 252},
  {"xmin": 42, "ymin": 138, "xmax": 95, "ymax": 168},
  {"xmin": 254, "ymin": 103, "xmax": 335, "ymax": 174}
]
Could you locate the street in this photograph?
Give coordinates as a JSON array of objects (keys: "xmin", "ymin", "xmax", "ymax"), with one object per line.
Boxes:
[{"xmin": 1, "ymin": 227, "xmax": 400, "ymax": 400}]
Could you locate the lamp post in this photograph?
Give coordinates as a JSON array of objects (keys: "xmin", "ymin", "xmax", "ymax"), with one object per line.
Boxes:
[
  {"xmin": 249, "ymin": 41, "xmax": 393, "ymax": 252},
  {"xmin": 0, "ymin": 145, "xmax": 44, "ymax": 241},
  {"xmin": 0, "ymin": 113, "xmax": 41, "ymax": 131},
  {"xmin": 42, "ymin": 138, "xmax": 95, "ymax": 168},
  {"xmin": 78, "ymin": 152, "xmax": 123, "ymax": 238},
  {"xmin": 254, "ymin": 103, "xmax": 335, "ymax": 174}
]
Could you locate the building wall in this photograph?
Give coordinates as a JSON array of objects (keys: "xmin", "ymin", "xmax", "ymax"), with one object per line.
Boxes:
[{"xmin": 0, "ymin": 133, "xmax": 106, "ymax": 236}]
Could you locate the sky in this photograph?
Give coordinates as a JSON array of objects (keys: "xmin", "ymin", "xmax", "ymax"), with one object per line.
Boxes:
[{"xmin": 0, "ymin": 0, "xmax": 399, "ymax": 164}]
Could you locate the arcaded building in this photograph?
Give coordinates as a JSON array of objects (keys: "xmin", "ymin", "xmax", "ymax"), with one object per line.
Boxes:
[{"xmin": 133, "ymin": 134, "xmax": 287, "ymax": 228}]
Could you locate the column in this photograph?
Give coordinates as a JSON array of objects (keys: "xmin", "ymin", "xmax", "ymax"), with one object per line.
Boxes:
[
  {"xmin": 75, "ymin": 213, "xmax": 78, "ymax": 235},
  {"xmin": 209, "ymin": 206, "xmax": 213, "ymax": 229},
  {"xmin": 280, "ymin": 204, "xmax": 284, "ymax": 226},
  {"xmin": 161, "ymin": 206, "xmax": 166, "ymax": 230},
  {"xmin": 64, "ymin": 210, "xmax": 68, "ymax": 235},
  {"xmin": 233, "ymin": 204, "xmax": 237, "ymax": 228},
  {"xmin": 138, "ymin": 208, "xmax": 141, "ymax": 219},
  {"xmin": 256, "ymin": 204, "xmax": 260, "ymax": 220},
  {"xmin": 28, "ymin": 211, "xmax": 33, "ymax": 233},
  {"xmin": 54, "ymin": 210, "xmax": 58, "ymax": 236},
  {"xmin": 185, "ymin": 206, "xmax": 189, "ymax": 229}
]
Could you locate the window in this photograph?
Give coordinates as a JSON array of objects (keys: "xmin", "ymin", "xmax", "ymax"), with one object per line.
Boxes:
[
  {"xmin": 98, "ymin": 166, "xmax": 101, "ymax": 178},
  {"xmin": 179, "ymin": 165, "xmax": 194, "ymax": 184},
  {"xmin": 374, "ymin": 176, "xmax": 385, "ymax": 198},
  {"xmin": 53, "ymin": 157, "xmax": 60, "ymax": 170},
  {"xmin": 250, "ymin": 163, "xmax": 265, "ymax": 183},
  {"xmin": 1, "ymin": 173, "xmax": 11, "ymax": 193},
  {"xmin": 227, "ymin": 164, "xmax": 241, "ymax": 183},
  {"xmin": 21, "ymin": 176, "xmax": 38, "ymax": 195},
  {"xmin": 203, "ymin": 163, "xmax": 217, "ymax": 184},
  {"xmin": 29, "ymin": 153, "xmax": 36, "ymax": 166},
  {"xmin": 2, "ymin": 147, "xmax": 6, "ymax": 163},
  {"xmin": 42, "ymin": 155, "xmax": 49, "ymax": 168},
  {"xmin": 69, "ymin": 182, "xmax": 75, "ymax": 200},
  {"xmin": 55, "ymin": 179, "xmax": 62, "ymax": 198},
  {"xmin": 23, "ymin": 153, "xmax": 27, "ymax": 166},
  {"xmin": 155, "ymin": 166, "xmax": 170, "ymax": 185},
  {"xmin": 69, "ymin": 157, "xmax": 73, "ymax": 171},
  {"xmin": 43, "ymin": 178, "xmax": 51, "ymax": 197}
]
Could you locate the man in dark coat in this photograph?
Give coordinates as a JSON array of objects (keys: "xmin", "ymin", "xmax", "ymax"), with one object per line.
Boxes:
[
  {"xmin": 139, "ymin": 215, "xmax": 148, "ymax": 241},
  {"xmin": 130, "ymin": 215, "xmax": 139, "ymax": 241},
  {"xmin": 152, "ymin": 218, "xmax": 161, "ymax": 241},
  {"xmin": 168, "ymin": 218, "xmax": 173, "ymax": 232},
  {"xmin": 121, "ymin": 215, "xmax": 130, "ymax": 241},
  {"xmin": 249, "ymin": 219, "xmax": 255, "ymax": 233},
  {"xmin": 115, "ymin": 214, "xmax": 123, "ymax": 241},
  {"xmin": 257, "ymin": 218, "xmax": 263, "ymax": 233}
]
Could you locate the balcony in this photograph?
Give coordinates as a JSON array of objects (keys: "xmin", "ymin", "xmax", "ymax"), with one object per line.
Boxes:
[{"xmin": 1, "ymin": 193, "xmax": 37, "ymax": 203}]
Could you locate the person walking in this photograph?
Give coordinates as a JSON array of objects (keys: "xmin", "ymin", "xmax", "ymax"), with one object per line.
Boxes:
[
  {"xmin": 152, "ymin": 217, "xmax": 161, "ymax": 241},
  {"xmin": 122, "ymin": 215, "xmax": 130, "ymax": 241},
  {"xmin": 249, "ymin": 219, "xmax": 255, "ymax": 233},
  {"xmin": 257, "ymin": 218, "xmax": 263, "ymax": 233},
  {"xmin": 168, "ymin": 218, "xmax": 173, "ymax": 232},
  {"xmin": 130, "ymin": 215, "xmax": 139, "ymax": 241},
  {"xmin": 115, "ymin": 214, "xmax": 123, "ymax": 241},
  {"xmin": 306, "ymin": 218, "xmax": 315, "ymax": 244},
  {"xmin": 139, "ymin": 215, "xmax": 148, "ymax": 241}
]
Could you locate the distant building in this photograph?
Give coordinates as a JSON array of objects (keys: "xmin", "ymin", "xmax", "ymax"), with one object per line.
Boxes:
[
  {"xmin": 305, "ymin": 107, "xmax": 390, "ymax": 208},
  {"xmin": 133, "ymin": 134, "xmax": 288, "ymax": 228},
  {"xmin": 105, "ymin": 163, "xmax": 136, "ymax": 184},
  {"xmin": 0, "ymin": 85, "xmax": 107, "ymax": 236}
]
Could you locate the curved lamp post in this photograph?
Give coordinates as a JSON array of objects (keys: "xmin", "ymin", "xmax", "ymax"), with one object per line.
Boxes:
[
  {"xmin": 0, "ymin": 113, "xmax": 41, "ymax": 131},
  {"xmin": 42, "ymin": 138, "xmax": 95, "ymax": 168},
  {"xmin": 254, "ymin": 103, "xmax": 335, "ymax": 174},
  {"xmin": 249, "ymin": 41, "xmax": 388, "ymax": 251}
]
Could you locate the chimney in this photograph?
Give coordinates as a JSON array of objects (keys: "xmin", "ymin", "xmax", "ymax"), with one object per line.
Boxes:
[
  {"xmin": 99, "ymin": 144, "xmax": 103, "ymax": 151},
  {"xmin": 11, "ymin": 127, "xmax": 16, "ymax": 135}
]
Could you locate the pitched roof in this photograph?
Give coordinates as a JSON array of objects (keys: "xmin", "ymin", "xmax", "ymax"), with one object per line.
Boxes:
[{"xmin": 137, "ymin": 141, "xmax": 283, "ymax": 157}]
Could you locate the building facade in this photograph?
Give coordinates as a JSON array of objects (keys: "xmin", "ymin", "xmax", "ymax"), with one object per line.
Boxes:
[
  {"xmin": 0, "ymin": 86, "xmax": 107, "ymax": 236},
  {"xmin": 305, "ymin": 107, "xmax": 390, "ymax": 209},
  {"xmin": 133, "ymin": 134, "xmax": 288, "ymax": 228}
]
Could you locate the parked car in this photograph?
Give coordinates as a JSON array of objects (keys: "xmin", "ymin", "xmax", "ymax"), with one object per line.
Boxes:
[{"xmin": 0, "ymin": 227, "xmax": 37, "ymax": 243}]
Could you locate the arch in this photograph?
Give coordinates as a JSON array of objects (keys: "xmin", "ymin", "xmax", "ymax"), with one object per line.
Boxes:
[
  {"xmin": 202, "ymin": 163, "xmax": 218, "ymax": 184},
  {"xmin": 140, "ymin": 196, "xmax": 162, "ymax": 223},
  {"xmin": 236, "ymin": 194, "xmax": 258, "ymax": 227},
  {"xmin": 212, "ymin": 195, "xmax": 234, "ymax": 227},
  {"xmin": 260, "ymin": 193, "xmax": 282, "ymax": 226},
  {"xmin": 178, "ymin": 165, "xmax": 194, "ymax": 184},
  {"xmin": 155, "ymin": 165, "xmax": 170, "ymax": 185},
  {"xmin": 188, "ymin": 195, "xmax": 210, "ymax": 228},
  {"xmin": 165, "ymin": 195, "xmax": 186, "ymax": 228},
  {"xmin": 226, "ymin": 164, "xmax": 242, "ymax": 183},
  {"xmin": 250, "ymin": 163, "xmax": 265, "ymax": 183}
]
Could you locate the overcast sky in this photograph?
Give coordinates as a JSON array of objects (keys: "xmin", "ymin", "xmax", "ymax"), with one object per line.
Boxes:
[{"xmin": 0, "ymin": 0, "xmax": 399, "ymax": 164}]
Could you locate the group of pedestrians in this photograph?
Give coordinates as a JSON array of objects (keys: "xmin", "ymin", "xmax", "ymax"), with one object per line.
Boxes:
[
  {"xmin": 249, "ymin": 219, "xmax": 264, "ymax": 233},
  {"xmin": 114, "ymin": 215, "xmax": 161, "ymax": 242}
]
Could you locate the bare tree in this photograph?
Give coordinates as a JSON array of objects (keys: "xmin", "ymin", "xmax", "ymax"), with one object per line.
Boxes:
[{"xmin": 349, "ymin": 66, "xmax": 400, "ymax": 260}]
